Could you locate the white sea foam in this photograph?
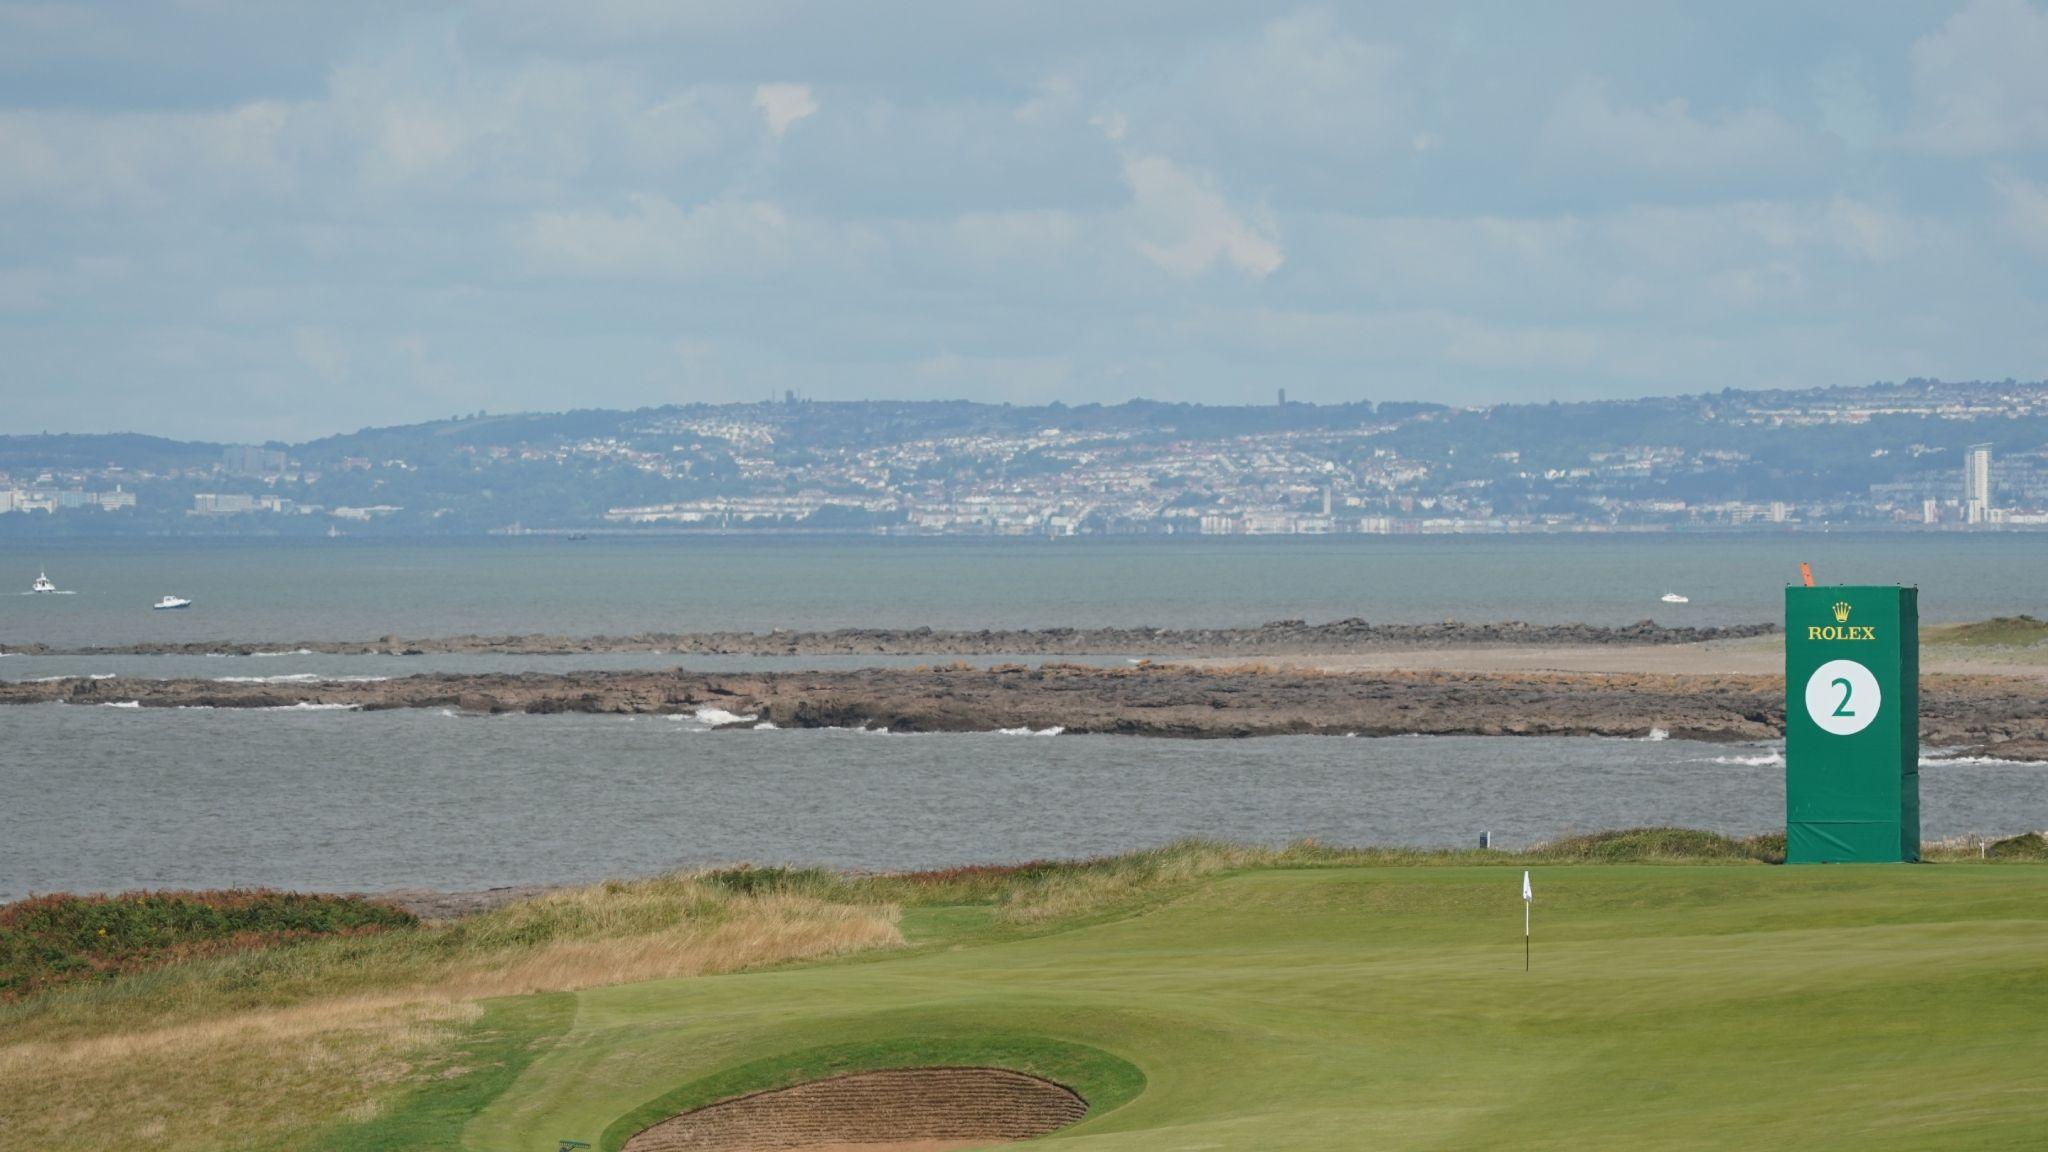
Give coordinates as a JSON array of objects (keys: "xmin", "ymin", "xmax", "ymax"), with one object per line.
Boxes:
[
  {"xmin": 252, "ymin": 649, "xmax": 315, "ymax": 657},
  {"xmin": 1707, "ymin": 748, "xmax": 2032, "ymax": 769},
  {"xmin": 258, "ymin": 702, "xmax": 360, "ymax": 711},
  {"xmin": 1711, "ymin": 752, "xmax": 1785, "ymax": 767},
  {"xmin": 691, "ymin": 707, "xmax": 758, "ymax": 726},
  {"xmin": 90, "ymin": 673, "xmax": 115, "ymax": 680},
  {"xmin": 215, "ymin": 673, "xmax": 390, "ymax": 684},
  {"xmin": 995, "ymin": 725, "xmax": 1064, "ymax": 736},
  {"xmin": 101, "ymin": 700, "xmax": 141, "ymax": 708},
  {"xmin": 1642, "ymin": 727, "xmax": 1670, "ymax": 742},
  {"xmin": 754, "ymin": 720, "xmax": 779, "ymax": 730}
]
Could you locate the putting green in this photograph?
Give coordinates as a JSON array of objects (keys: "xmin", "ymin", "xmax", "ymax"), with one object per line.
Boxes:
[{"xmin": 406, "ymin": 864, "xmax": 2048, "ymax": 1150}]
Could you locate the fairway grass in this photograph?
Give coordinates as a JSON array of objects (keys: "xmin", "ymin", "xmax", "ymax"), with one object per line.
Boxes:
[
  {"xmin": 406, "ymin": 862, "xmax": 2047, "ymax": 1152},
  {"xmin": 8, "ymin": 843, "xmax": 2045, "ymax": 1151}
]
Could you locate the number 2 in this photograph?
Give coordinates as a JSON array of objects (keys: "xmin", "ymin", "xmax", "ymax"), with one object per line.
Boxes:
[{"xmin": 1830, "ymin": 677, "xmax": 1855, "ymax": 718}]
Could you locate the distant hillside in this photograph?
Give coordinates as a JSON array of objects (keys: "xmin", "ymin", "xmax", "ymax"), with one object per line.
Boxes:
[
  {"xmin": 0, "ymin": 433, "xmax": 222, "ymax": 473},
  {"xmin": 2, "ymin": 381, "xmax": 2045, "ymax": 537}
]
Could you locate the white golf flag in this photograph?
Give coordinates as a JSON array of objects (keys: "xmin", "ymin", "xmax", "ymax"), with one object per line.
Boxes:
[{"xmin": 1521, "ymin": 871, "xmax": 1534, "ymax": 970}]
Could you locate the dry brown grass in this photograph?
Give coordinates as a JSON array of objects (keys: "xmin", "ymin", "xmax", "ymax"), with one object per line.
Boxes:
[{"xmin": 0, "ymin": 878, "xmax": 902, "ymax": 1152}]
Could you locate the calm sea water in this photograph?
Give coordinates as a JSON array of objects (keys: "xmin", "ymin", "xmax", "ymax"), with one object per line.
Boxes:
[
  {"xmin": 2, "ymin": 705, "xmax": 2041, "ymax": 898},
  {"xmin": 3, "ymin": 535, "xmax": 2045, "ymax": 652},
  {"xmin": 5, "ymin": 537, "xmax": 2043, "ymax": 897}
]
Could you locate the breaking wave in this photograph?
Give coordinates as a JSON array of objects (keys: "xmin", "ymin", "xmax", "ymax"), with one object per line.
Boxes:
[
  {"xmin": 212, "ymin": 674, "xmax": 389, "ymax": 684},
  {"xmin": 1710, "ymin": 751, "xmax": 1785, "ymax": 767}
]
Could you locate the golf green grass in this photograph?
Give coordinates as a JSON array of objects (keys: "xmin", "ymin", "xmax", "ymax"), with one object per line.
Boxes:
[{"xmin": 345, "ymin": 863, "xmax": 2048, "ymax": 1151}]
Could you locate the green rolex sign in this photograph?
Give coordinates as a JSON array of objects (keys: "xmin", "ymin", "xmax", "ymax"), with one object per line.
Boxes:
[{"xmin": 1784, "ymin": 585, "xmax": 1919, "ymax": 863}]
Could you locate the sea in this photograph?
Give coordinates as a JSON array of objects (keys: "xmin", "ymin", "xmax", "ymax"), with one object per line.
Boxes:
[{"xmin": 2, "ymin": 535, "xmax": 2045, "ymax": 896}]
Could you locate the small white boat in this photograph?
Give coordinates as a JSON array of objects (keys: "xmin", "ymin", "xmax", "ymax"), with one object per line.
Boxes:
[
  {"xmin": 1660, "ymin": 592, "xmax": 1689, "ymax": 604},
  {"xmin": 153, "ymin": 595, "xmax": 193, "ymax": 610},
  {"xmin": 31, "ymin": 570, "xmax": 57, "ymax": 593}
]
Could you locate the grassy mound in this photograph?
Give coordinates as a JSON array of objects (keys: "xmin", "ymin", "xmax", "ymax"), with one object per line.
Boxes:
[
  {"xmin": 5, "ymin": 834, "xmax": 2042, "ymax": 1152},
  {"xmin": 467, "ymin": 860, "xmax": 2048, "ymax": 1152},
  {"xmin": 1531, "ymin": 827, "xmax": 1784, "ymax": 863},
  {"xmin": 0, "ymin": 890, "xmax": 415, "ymax": 1000},
  {"xmin": 0, "ymin": 876, "xmax": 901, "ymax": 1152},
  {"xmin": 1927, "ymin": 615, "xmax": 2048, "ymax": 647},
  {"xmin": 1988, "ymin": 831, "xmax": 2048, "ymax": 860}
]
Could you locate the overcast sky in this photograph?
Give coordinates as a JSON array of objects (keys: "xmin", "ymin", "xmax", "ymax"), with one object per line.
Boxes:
[{"xmin": 5, "ymin": 1, "xmax": 2048, "ymax": 441}]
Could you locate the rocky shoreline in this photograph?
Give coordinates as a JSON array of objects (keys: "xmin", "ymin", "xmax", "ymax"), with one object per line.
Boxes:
[
  {"xmin": 8, "ymin": 663, "xmax": 2047, "ymax": 759},
  {"xmin": 1, "ymin": 618, "xmax": 1775, "ymax": 658}
]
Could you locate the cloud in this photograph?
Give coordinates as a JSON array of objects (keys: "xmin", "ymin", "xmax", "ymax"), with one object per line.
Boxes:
[
  {"xmin": 913, "ymin": 352, "xmax": 1073, "ymax": 400},
  {"xmin": 0, "ymin": 101, "xmax": 293, "ymax": 206},
  {"xmin": 753, "ymin": 82, "xmax": 817, "ymax": 138},
  {"xmin": 0, "ymin": 267, "xmax": 46, "ymax": 312},
  {"xmin": 469, "ymin": 0, "xmax": 792, "ymax": 49},
  {"xmin": 1223, "ymin": 307, "xmax": 1607, "ymax": 373},
  {"xmin": 1994, "ymin": 174, "xmax": 2048, "ymax": 253},
  {"xmin": 1013, "ymin": 75, "xmax": 1080, "ymax": 125},
  {"xmin": 1112, "ymin": 8, "xmax": 1408, "ymax": 160},
  {"xmin": 5, "ymin": 1, "xmax": 2048, "ymax": 438},
  {"xmin": 1303, "ymin": 198, "xmax": 1918, "ymax": 322},
  {"xmin": 1810, "ymin": 54, "xmax": 1884, "ymax": 150},
  {"xmin": 1121, "ymin": 154, "xmax": 1282, "ymax": 279},
  {"xmin": 520, "ymin": 192, "xmax": 875, "ymax": 279},
  {"xmin": 1538, "ymin": 78, "xmax": 1807, "ymax": 177},
  {"xmin": 940, "ymin": 210, "xmax": 1085, "ymax": 267},
  {"xmin": 1212, "ymin": 8, "xmax": 1407, "ymax": 152},
  {"xmin": 1905, "ymin": 0, "xmax": 2048, "ymax": 154},
  {"xmin": 292, "ymin": 325, "xmax": 351, "ymax": 384},
  {"xmin": 1821, "ymin": 196, "xmax": 1914, "ymax": 263}
]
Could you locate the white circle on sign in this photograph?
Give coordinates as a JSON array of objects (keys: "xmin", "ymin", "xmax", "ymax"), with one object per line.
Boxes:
[{"xmin": 1804, "ymin": 659, "xmax": 1881, "ymax": 736}]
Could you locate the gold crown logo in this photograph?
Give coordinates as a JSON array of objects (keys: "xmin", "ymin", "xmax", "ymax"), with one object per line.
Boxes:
[{"xmin": 1832, "ymin": 602, "xmax": 1851, "ymax": 623}]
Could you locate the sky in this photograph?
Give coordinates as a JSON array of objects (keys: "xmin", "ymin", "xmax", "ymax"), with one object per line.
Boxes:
[{"xmin": 5, "ymin": 1, "xmax": 2048, "ymax": 442}]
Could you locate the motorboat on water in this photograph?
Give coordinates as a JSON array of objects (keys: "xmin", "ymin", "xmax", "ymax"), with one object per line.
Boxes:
[
  {"xmin": 153, "ymin": 595, "xmax": 193, "ymax": 610},
  {"xmin": 1660, "ymin": 592, "xmax": 1690, "ymax": 604},
  {"xmin": 31, "ymin": 570, "xmax": 57, "ymax": 593}
]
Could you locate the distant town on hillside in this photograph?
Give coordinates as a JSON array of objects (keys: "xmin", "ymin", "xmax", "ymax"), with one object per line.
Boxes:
[{"xmin": 4, "ymin": 379, "xmax": 2048, "ymax": 537}]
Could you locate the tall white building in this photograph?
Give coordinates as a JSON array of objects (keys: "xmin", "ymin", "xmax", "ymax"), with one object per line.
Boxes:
[{"xmin": 1964, "ymin": 444, "xmax": 1991, "ymax": 524}]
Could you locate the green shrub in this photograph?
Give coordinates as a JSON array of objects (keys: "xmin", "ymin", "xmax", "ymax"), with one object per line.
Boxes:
[
  {"xmin": 0, "ymin": 890, "xmax": 416, "ymax": 1000},
  {"xmin": 1532, "ymin": 828, "xmax": 1778, "ymax": 864},
  {"xmin": 1987, "ymin": 832, "xmax": 2048, "ymax": 860}
]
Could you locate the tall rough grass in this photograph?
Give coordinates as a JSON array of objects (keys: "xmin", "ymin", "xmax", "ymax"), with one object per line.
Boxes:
[
  {"xmin": 0, "ymin": 876, "xmax": 901, "ymax": 1152},
  {"xmin": 0, "ymin": 828, "xmax": 2017, "ymax": 1151},
  {"xmin": 0, "ymin": 889, "xmax": 417, "ymax": 1000}
]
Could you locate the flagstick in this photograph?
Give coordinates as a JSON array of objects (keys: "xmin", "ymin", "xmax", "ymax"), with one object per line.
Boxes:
[{"xmin": 1522, "ymin": 869, "xmax": 1532, "ymax": 972}]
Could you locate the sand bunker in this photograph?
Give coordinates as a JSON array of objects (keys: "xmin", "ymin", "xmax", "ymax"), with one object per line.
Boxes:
[{"xmin": 621, "ymin": 1067, "xmax": 1089, "ymax": 1151}]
